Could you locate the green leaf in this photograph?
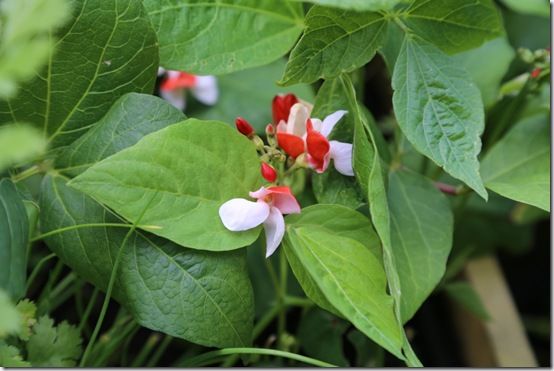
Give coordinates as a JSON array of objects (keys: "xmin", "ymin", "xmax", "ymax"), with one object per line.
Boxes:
[
  {"xmin": 481, "ymin": 113, "xmax": 550, "ymax": 211},
  {"xmin": 0, "ymin": 0, "xmax": 159, "ymax": 149},
  {"xmin": 290, "ymin": 0, "xmax": 408, "ymax": 11},
  {"xmin": 70, "ymin": 119, "xmax": 262, "ymax": 250},
  {"xmin": 143, "ymin": 0, "xmax": 304, "ymax": 75},
  {"xmin": 499, "ymin": 0, "xmax": 549, "ymax": 17},
  {"xmin": 398, "ymin": 0, "xmax": 503, "ymax": 54},
  {"xmin": 388, "ymin": 169, "xmax": 453, "ymax": 322},
  {"xmin": 297, "ymin": 307, "xmax": 349, "ymax": 367},
  {"xmin": 40, "ymin": 175, "xmax": 254, "ymax": 348},
  {"xmin": 0, "ymin": 179, "xmax": 28, "ymax": 300},
  {"xmin": 0, "ymin": 290, "xmax": 21, "ymax": 338},
  {"xmin": 283, "ymin": 220, "xmax": 403, "ymax": 359},
  {"xmin": 56, "ymin": 93, "xmax": 186, "ymax": 177},
  {"xmin": 189, "ymin": 59, "xmax": 314, "ymax": 133},
  {"xmin": 312, "ymin": 168, "xmax": 365, "ymax": 209},
  {"xmin": 0, "ymin": 0, "xmax": 70, "ymax": 99},
  {"xmin": 452, "ymin": 37, "xmax": 515, "ymax": 107},
  {"xmin": 392, "ymin": 37, "xmax": 487, "ymax": 199},
  {"xmin": 280, "ymin": 6, "xmax": 387, "ymax": 85},
  {"xmin": 0, "ymin": 124, "xmax": 47, "ymax": 172},
  {"xmin": 0, "ymin": 341, "xmax": 30, "ymax": 367},
  {"xmin": 15, "ymin": 299, "xmax": 37, "ymax": 341},
  {"xmin": 26, "ymin": 316, "xmax": 81, "ymax": 367},
  {"xmin": 444, "ymin": 281, "xmax": 490, "ymax": 321}
]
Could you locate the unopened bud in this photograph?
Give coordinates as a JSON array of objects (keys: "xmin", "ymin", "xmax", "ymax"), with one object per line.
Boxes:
[
  {"xmin": 531, "ymin": 67, "xmax": 542, "ymax": 79},
  {"xmin": 265, "ymin": 123, "xmax": 275, "ymax": 136},
  {"xmin": 252, "ymin": 135, "xmax": 265, "ymax": 151},
  {"xmin": 235, "ymin": 117, "xmax": 254, "ymax": 137},
  {"xmin": 261, "ymin": 162, "xmax": 277, "ymax": 182}
]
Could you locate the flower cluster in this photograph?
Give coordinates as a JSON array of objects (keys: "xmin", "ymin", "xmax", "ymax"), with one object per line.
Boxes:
[
  {"xmin": 219, "ymin": 93, "xmax": 354, "ymax": 257},
  {"xmin": 157, "ymin": 67, "xmax": 218, "ymax": 110}
]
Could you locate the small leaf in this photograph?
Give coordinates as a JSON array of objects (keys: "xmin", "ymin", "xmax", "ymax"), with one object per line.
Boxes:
[
  {"xmin": 0, "ymin": 124, "xmax": 47, "ymax": 172},
  {"xmin": 444, "ymin": 281, "xmax": 491, "ymax": 321},
  {"xmin": 56, "ymin": 93, "xmax": 186, "ymax": 177},
  {"xmin": 398, "ymin": 0, "xmax": 503, "ymax": 54},
  {"xmin": 144, "ymin": 0, "xmax": 304, "ymax": 75},
  {"xmin": 15, "ymin": 299, "xmax": 37, "ymax": 341},
  {"xmin": 0, "ymin": 179, "xmax": 28, "ymax": 300},
  {"xmin": 0, "ymin": 290, "xmax": 21, "ymax": 338},
  {"xmin": 26, "ymin": 316, "xmax": 81, "ymax": 367},
  {"xmin": 70, "ymin": 119, "xmax": 262, "ymax": 251},
  {"xmin": 289, "ymin": 0, "xmax": 408, "ymax": 11},
  {"xmin": 481, "ymin": 113, "xmax": 550, "ymax": 211},
  {"xmin": 388, "ymin": 169, "xmax": 453, "ymax": 322},
  {"xmin": 0, "ymin": 341, "xmax": 30, "ymax": 367},
  {"xmin": 189, "ymin": 59, "xmax": 314, "ymax": 133},
  {"xmin": 392, "ymin": 37, "xmax": 487, "ymax": 199},
  {"xmin": 280, "ymin": 6, "xmax": 387, "ymax": 85},
  {"xmin": 0, "ymin": 0, "xmax": 159, "ymax": 148},
  {"xmin": 40, "ymin": 176, "xmax": 254, "ymax": 348}
]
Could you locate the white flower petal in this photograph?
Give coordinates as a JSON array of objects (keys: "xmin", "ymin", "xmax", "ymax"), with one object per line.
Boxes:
[
  {"xmin": 287, "ymin": 103, "xmax": 310, "ymax": 137},
  {"xmin": 310, "ymin": 118, "xmax": 323, "ymax": 132},
  {"xmin": 321, "ymin": 110, "xmax": 348, "ymax": 138},
  {"xmin": 329, "ymin": 141, "xmax": 354, "ymax": 176},
  {"xmin": 192, "ymin": 75, "xmax": 218, "ymax": 105},
  {"xmin": 263, "ymin": 207, "xmax": 285, "ymax": 258},
  {"xmin": 219, "ymin": 199, "xmax": 270, "ymax": 231},
  {"xmin": 160, "ymin": 89, "xmax": 186, "ymax": 111}
]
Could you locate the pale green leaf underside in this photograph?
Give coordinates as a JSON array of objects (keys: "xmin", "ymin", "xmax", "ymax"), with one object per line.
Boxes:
[
  {"xmin": 70, "ymin": 119, "xmax": 262, "ymax": 251},
  {"xmin": 56, "ymin": 93, "xmax": 186, "ymax": 177},
  {"xmin": 399, "ymin": 0, "xmax": 503, "ymax": 54},
  {"xmin": 40, "ymin": 176, "xmax": 254, "ymax": 348},
  {"xmin": 0, "ymin": 179, "xmax": 28, "ymax": 301},
  {"xmin": 284, "ymin": 225, "xmax": 403, "ymax": 359},
  {"xmin": 388, "ymin": 170, "xmax": 453, "ymax": 322},
  {"xmin": 280, "ymin": 6, "xmax": 387, "ymax": 85},
  {"xmin": 290, "ymin": 0, "xmax": 407, "ymax": 11},
  {"xmin": 481, "ymin": 114, "xmax": 550, "ymax": 212},
  {"xmin": 144, "ymin": 0, "xmax": 304, "ymax": 75},
  {"xmin": 0, "ymin": 0, "xmax": 159, "ymax": 149},
  {"xmin": 392, "ymin": 37, "xmax": 487, "ymax": 199}
]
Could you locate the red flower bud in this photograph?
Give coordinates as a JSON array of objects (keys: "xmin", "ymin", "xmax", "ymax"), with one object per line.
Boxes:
[
  {"xmin": 261, "ymin": 162, "xmax": 277, "ymax": 182},
  {"xmin": 531, "ymin": 67, "xmax": 542, "ymax": 79},
  {"xmin": 235, "ymin": 117, "xmax": 254, "ymax": 137},
  {"xmin": 265, "ymin": 123, "xmax": 275, "ymax": 136},
  {"xmin": 272, "ymin": 94, "xmax": 299, "ymax": 124}
]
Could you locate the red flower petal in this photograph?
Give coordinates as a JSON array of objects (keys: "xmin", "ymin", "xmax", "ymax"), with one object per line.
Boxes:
[
  {"xmin": 272, "ymin": 94, "xmax": 299, "ymax": 124},
  {"xmin": 306, "ymin": 128, "xmax": 330, "ymax": 171},
  {"xmin": 235, "ymin": 117, "xmax": 255, "ymax": 137},
  {"xmin": 160, "ymin": 72, "xmax": 197, "ymax": 91},
  {"xmin": 277, "ymin": 132, "xmax": 305, "ymax": 158},
  {"xmin": 261, "ymin": 162, "xmax": 277, "ymax": 182}
]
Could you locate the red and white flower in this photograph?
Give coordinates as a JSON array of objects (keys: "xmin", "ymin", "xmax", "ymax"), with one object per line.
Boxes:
[
  {"xmin": 274, "ymin": 98, "xmax": 353, "ymax": 176},
  {"xmin": 158, "ymin": 67, "xmax": 218, "ymax": 110},
  {"xmin": 219, "ymin": 186, "xmax": 301, "ymax": 257}
]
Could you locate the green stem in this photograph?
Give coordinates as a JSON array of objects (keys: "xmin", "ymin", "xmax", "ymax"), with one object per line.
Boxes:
[
  {"xmin": 146, "ymin": 335, "xmax": 172, "ymax": 367},
  {"xmin": 25, "ymin": 253, "xmax": 56, "ymax": 293},
  {"xmin": 131, "ymin": 334, "xmax": 160, "ymax": 367},
  {"xmin": 402, "ymin": 335, "xmax": 423, "ymax": 367},
  {"xmin": 78, "ymin": 287, "xmax": 99, "ymax": 333},
  {"xmin": 36, "ymin": 259, "xmax": 64, "ymax": 312},
  {"xmin": 11, "ymin": 165, "xmax": 40, "ymax": 183},
  {"xmin": 183, "ymin": 348, "xmax": 337, "ymax": 368},
  {"xmin": 277, "ymin": 249, "xmax": 288, "ymax": 350}
]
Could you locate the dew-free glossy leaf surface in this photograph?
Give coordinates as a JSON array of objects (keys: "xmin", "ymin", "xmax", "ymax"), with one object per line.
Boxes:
[
  {"xmin": 70, "ymin": 119, "xmax": 262, "ymax": 250},
  {"xmin": 399, "ymin": 0, "xmax": 503, "ymax": 54},
  {"xmin": 189, "ymin": 59, "xmax": 313, "ymax": 133},
  {"xmin": 0, "ymin": 0, "xmax": 159, "ymax": 148},
  {"xmin": 0, "ymin": 179, "xmax": 28, "ymax": 300},
  {"xmin": 481, "ymin": 114, "xmax": 550, "ymax": 211},
  {"xmin": 144, "ymin": 0, "xmax": 304, "ymax": 75},
  {"xmin": 388, "ymin": 170, "xmax": 453, "ymax": 322},
  {"xmin": 56, "ymin": 93, "xmax": 185, "ymax": 177},
  {"xmin": 280, "ymin": 6, "xmax": 387, "ymax": 85},
  {"xmin": 392, "ymin": 37, "xmax": 487, "ymax": 199},
  {"xmin": 40, "ymin": 175, "xmax": 254, "ymax": 348},
  {"xmin": 284, "ymin": 224, "xmax": 403, "ymax": 359}
]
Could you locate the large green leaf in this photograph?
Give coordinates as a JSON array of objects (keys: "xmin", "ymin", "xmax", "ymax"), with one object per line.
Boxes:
[
  {"xmin": 388, "ymin": 169, "xmax": 453, "ymax": 322},
  {"xmin": 40, "ymin": 175, "xmax": 254, "ymax": 348},
  {"xmin": 280, "ymin": 6, "xmax": 387, "ymax": 85},
  {"xmin": 392, "ymin": 37, "xmax": 487, "ymax": 199},
  {"xmin": 56, "ymin": 93, "xmax": 185, "ymax": 177},
  {"xmin": 398, "ymin": 0, "xmax": 503, "ymax": 54},
  {"xmin": 0, "ymin": 179, "xmax": 28, "ymax": 300},
  {"xmin": 143, "ymin": 0, "xmax": 304, "ymax": 75},
  {"xmin": 0, "ymin": 124, "xmax": 47, "ymax": 172},
  {"xmin": 0, "ymin": 0, "xmax": 159, "ymax": 148},
  {"xmin": 481, "ymin": 113, "xmax": 550, "ymax": 211},
  {"xmin": 284, "ymin": 220, "xmax": 403, "ymax": 359},
  {"xmin": 189, "ymin": 59, "xmax": 313, "ymax": 133},
  {"xmin": 70, "ymin": 119, "xmax": 262, "ymax": 251},
  {"xmin": 290, "ymin": 0, "xmax": 407, "ymax": 11}
]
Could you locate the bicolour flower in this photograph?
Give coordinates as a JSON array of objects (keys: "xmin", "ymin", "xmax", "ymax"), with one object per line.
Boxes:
[
  {"xmin": 158, "ymin": 67, "xmax": 218, "ymax": 110},
  {"xmin": 275, "ymin": 102, "xmax": 354, "ymax": 176},
  {"xmin": 219, "ymin": 186, "xmax": 300, "ymax": 257}
]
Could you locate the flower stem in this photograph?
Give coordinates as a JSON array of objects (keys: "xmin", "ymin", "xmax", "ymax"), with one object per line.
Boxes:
[
  {"xmin": 25, "ymin": 252, "xmax": 56, "ymax": 293},
  {"xmin": 277, "ymin": 249, "xmax": 288, "ymax": 350}
]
